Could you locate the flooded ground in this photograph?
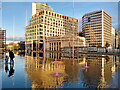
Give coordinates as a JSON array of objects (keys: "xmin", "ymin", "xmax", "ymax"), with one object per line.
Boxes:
[{"xmin": 1, "ymin": 52, "xmax": 120, "ymax": 88}]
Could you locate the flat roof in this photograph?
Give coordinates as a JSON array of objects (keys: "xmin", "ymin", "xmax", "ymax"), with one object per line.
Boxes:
[{"xmin": 83, "ymin": 9, "xmax": 111, "ymax": 18}]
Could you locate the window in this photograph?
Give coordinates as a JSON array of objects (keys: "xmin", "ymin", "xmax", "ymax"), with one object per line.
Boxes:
[
  {"xmin": 88, "ymin": 17, "xmax": 91, "ymax": 22},
  {"xmin": 67, "ymin": 17, "xmax": 68, "ymax": 19},
  {"xmin": 40, "ymin": 25, "xmax": 43, "ymax": 27}
]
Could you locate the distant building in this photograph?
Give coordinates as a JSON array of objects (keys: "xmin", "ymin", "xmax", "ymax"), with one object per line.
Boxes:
[
  {"xmin": 115, "ymin": 30, "xmax": 119, "ymax": 49},
  {"xmin": 0, "ymin": 28, "xmax": 6, "ymax": 49},
  {"xmin": 6, "ymin": 42, "xmax": 20, "ymax": 51},
  {"xmin": 6, "ymin": 44, "xmax": 13, "ymax": 51},
  {"xmin": 82, "ymin": 10, "xmax": 112, "ymax": 47},
  {"xmin": 45, "ymin": 35, "xmax": 86, "ymax": 51},
  {"xmin": 111, "ymin": 27, "xmax": 119, "ymax": 49},
  {"xmin": 0, "ymin": 28, "xmax": 6, "ymax": 58},
  {"xmin": 25, "ymin": 2, "xmax": 78, "ymax": 53},
  {"xmin": 118, "ymin": 35, "xmax": 120, "ymax": 49}
]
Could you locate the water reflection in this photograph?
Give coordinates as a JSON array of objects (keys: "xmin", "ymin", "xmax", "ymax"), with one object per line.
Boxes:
[
  {"xmin": 4, "ymin": 63, "xmax": 15, "ymax": 77},
  {"xmin": 25, "ymin": 52, "xmax": 119, "ymax": 88},
  {"xmin": 5, "ymin": 63, "xmax": 9, "ymax": 73},
  {"xmin": 8, "ymin": 64, "xmax": 15, "ymax": 77},
  {"xmin": 1, "ymin": 52, "xmax": 119, "ymax": 88},
  {"xmin": 25, "ymin": 55, "xmax": 66, "ymax": 88}
]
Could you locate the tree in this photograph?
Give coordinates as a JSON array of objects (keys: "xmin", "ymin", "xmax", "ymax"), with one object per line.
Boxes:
[
  {"xmin": 105, "ymin": 41, "xmax": 110, "ymax": 53},
  {"xmin": 105, "ymin": 41, "xmax": 110, "ymax": 48},
  {"xmin": 78, "ymin": 32, "xmax": 84, "ymax": 37}
]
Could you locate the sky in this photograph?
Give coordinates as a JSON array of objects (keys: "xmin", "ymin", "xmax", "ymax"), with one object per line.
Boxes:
[{"xmin": 2, "ymin": 2, "xmax": 118, "ymax": 44}]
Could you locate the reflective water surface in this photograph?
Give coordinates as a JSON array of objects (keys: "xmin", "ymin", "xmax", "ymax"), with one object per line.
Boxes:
[{"xmin": 1, "ymin": 52, "xmax": 120, "ymax": 88}]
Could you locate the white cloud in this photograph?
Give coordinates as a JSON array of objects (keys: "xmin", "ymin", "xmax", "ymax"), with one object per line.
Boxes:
[
  {"xmin": 6, "ymin": 41, "xmax": 19, "ymax": 44},
  {"xmin": 6, "ymin": 36, "xmax": 25, "ymax": 41}
]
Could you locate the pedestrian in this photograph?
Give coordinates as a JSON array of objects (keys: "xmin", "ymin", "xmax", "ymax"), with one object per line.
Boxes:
[
  {"xmin": 9, "ymin": 50, "xmax": 15, "ymax": 64},
  {"xmin": 5, "ymin": 55, "xmax": 9, "ymax": 63}
]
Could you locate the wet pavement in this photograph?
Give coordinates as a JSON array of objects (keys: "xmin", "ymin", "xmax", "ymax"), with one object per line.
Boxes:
[{"xmin": 1, "ymin": 53, "xmax": 120, "ymax": 88}]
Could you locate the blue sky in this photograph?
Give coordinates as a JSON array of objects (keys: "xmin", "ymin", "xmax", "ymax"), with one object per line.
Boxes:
[{"xmin": 2, "ymin": 2, "xmax": 118, "ymax": 43}]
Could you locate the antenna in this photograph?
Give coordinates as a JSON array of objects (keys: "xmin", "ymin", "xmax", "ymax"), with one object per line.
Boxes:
[
  {"xmin": 43, "ymin": 1, "xmax": 46, "ymax": 63},
  {"xmin": 72, "ymin": 0, "xmax": 74, "ymax": 63},
  {"xmin": 0, "ymin": 1, "xmax": 2, "ymax": 28},
  {"xmin": 26, "ymin": 9, "xmax": 27, "ymax": 26},
  {"xmin": 25, "ymin": 9, "xmax": 27, "ymax": 54}
]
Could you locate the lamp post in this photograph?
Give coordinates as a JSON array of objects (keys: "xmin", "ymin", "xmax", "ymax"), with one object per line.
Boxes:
[
  {"xmin": 13, "ymin": 16, "xmax": 15, "ymax": 53},
  {"xmin": 72, "ymin": 0, "xmax": 74, "ymax": 64}
]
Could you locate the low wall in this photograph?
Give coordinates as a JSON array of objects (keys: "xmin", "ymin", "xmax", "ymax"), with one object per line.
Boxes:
[{"xmin": 62, "ymin": 47, "xmax": 120, "ymax": 54}]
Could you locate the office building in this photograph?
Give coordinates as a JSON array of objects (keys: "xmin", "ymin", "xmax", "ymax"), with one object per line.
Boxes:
[
  {"xmin": 0, "ymin": 28, "xmax": 6, "ymax": 58},
  {"xmin": 82, "ymin": 10, "xmax": 112, "ymax": 47},
  {"xmin": 111, "ymin": 27, "xmax": 119, "ymax": 49},
  {"xmin": 118, "ymin": 35, "xmax": 120, "ymax": 49},
  {"xmin": 32, "ymin": 3, "xmax": 54, "ymax": 16},
  {"xmin": 0, "ymin": 28, "xmax": 6, "ymax": 49},
  {"xmin": 115, "ymin": 30, "xmax": 119, "ymax": 48},
  {"xmin": 25, "ymin": 3, "xmax": 78, "ymax": 52}
]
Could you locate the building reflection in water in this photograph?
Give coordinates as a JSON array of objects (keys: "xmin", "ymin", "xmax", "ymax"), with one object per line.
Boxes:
[
  {"xmin": 25, "ymin": 54, "xmax": 66, "ymax": 88},
  {"xmin": 82, "ymin": 55, "xmax": 119, "ymax": 88},
  {"xmin": 25, "ymin": 52, "xmax": 119, "ymax": 88}
]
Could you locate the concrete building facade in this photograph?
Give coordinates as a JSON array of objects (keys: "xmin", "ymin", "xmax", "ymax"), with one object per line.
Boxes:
[{"xmin": 82, "ymin": 10, "xmax": 112, "ymax": 47}]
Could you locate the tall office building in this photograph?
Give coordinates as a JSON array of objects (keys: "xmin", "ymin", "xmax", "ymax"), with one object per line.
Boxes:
[
  {"xmin": 82, "ymin": 10, "xmax": 112, "ymax": 47},
  {"xmin": 25, "ymin": 3, "xmax": 78, "ymax": 53}
]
